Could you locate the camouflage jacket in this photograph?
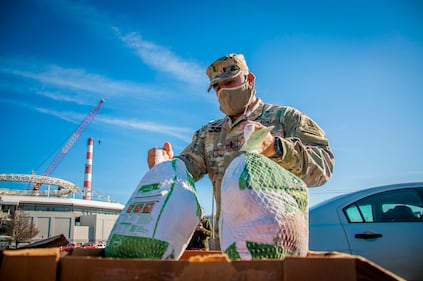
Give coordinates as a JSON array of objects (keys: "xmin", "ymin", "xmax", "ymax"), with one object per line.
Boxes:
[{"xmin": 177, "ymin": 99, "xmax": 334, "ymax": 222}]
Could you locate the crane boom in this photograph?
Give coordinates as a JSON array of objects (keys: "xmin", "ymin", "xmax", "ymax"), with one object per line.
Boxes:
[{"xmin": 33, "ymin": 99, "xmax": 105, "ymax": 191}]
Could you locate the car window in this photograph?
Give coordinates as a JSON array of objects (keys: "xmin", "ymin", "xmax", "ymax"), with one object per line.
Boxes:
[
  {"xmin": 343, "ymin": 188, "xmax": 423, "ymax": 223},
  {"xmin": 344, "ymin": 204, "xmax": 374, "ymax": 222}
]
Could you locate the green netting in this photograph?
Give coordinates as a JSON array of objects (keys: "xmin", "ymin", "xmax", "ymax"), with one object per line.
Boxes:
[
  {"xmin": 246, "ymin": 241, "xmax": 293, "ymax": 260},
  {"xmin": 223, "ymin": 241, "xmax": 295, "ymax": 260},
  {"xmin": 240, "ymin": 152, "xmax": 308, "ymax": 212},
  {"xmin": 220, "ymin": 151, "xmax": 309, "ymax": 260},
  {"xmin": 105, "ymin": 234, "xmax": 170, "ymax": 259}
]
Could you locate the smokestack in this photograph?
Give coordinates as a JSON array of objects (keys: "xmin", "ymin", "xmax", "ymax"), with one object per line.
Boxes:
[{"xmin": 83, "ymin": 138, "xmax": 94, "ymax": 200}]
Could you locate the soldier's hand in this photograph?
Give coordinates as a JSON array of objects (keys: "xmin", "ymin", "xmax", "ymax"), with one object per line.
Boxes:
[
  {"xmin": 241, "ymin": 121, "xmax": 276, "ymax": 156},
  {"xmin": 147, "ymin": 142, "xmax": 174, "ymax": 169}
]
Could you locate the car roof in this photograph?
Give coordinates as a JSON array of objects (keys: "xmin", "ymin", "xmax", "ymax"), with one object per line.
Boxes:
[{"xmin": 310, "ymin": 182, "xmax": 423, "ymax": 211}]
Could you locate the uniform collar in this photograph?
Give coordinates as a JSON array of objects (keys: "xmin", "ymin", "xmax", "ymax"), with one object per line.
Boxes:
[{"xmin": 224, "ymin": 98, "xmax": 264, "ymax": 128}]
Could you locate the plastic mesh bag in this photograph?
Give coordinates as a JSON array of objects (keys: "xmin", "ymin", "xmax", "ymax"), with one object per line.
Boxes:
[
  {"xmin": 105, "ymin": 158, "xmax": 201, "ymax": 260},
  {"xmin": 219, "ymin": 127, "xmax": 308, "ymax": 260}
]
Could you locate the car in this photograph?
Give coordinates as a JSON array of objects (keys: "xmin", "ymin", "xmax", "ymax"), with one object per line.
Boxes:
[
  {"xmin": 81, "ymin": 242, "xmax": 98, "ymax": 249},
  {"xmin": 60, "ymin": 243, "xmax": 77, "ymax": 252},
  {"xmin": 309, "ymin": 182, "xmax": 423, "ymax": 281}
]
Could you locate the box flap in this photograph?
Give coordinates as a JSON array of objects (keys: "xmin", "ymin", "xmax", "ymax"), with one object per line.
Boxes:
[
  {"xmin": 0, "ymin": 247, "xmax": 60, "ymax": 281},
  {"xmin": 285, "ymin": 251, "xmax": 405, "ymax": 281},
  {"xmin": 58, "ymin": 250, "xmax": 406, "ymax": 281},
  {"xmin": 71, "ymin": 247, "xmax": 105, "ymax": 256}
]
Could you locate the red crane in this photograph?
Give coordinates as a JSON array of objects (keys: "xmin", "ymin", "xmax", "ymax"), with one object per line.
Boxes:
[{"xmin": 32, "ymin": 99, "xmax": 105, "ymax": 192}]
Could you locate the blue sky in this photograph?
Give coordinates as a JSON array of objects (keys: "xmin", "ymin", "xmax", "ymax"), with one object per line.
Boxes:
[{"xmin": 1, "ymin": 0, "xmax": 422, "ymax": 215}]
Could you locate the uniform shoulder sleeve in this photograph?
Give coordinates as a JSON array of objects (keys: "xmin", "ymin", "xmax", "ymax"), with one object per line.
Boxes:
[{"xmin": 264, "ymin": 104, "xmax": 329, "ymax": 146}]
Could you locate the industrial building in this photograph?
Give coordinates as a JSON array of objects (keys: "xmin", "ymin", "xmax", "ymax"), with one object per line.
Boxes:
[
  {"xmin": 0, "ymin": 100, "xmax": 126, "ymax": 247},
  {"xmin": 0, "ymin": 195, "xmax": 124, "ymax": 246}
]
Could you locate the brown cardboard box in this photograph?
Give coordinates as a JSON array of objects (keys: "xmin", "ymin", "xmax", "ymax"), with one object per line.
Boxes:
[
  {"xmin": 180, "ymin": 250, "xmax": 224, "ymax": 260},
  {"xmin": 0, "ymin": 247, "xmax": 60, "ymax": 281},
  {"xmin": 0, "ymin": 248, "xmax": 404, "ymax": 281},
  {"xmin": 59, "ymin": 249, "xmax": 405, "ymax": 281},
  {"xmin": 284, "ymin": 251, "xmax": 404, "ymax": 281}
]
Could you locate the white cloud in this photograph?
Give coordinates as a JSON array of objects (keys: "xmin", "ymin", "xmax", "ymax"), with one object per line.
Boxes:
[
  {"xmin": 97, "ymin": 115, "xmax": 193, "ymax": 142},
  {"xmin": 0, "ymin": 60, "xmax": 165, "ymax": 106},
  {"xmin": 2, "ymin": 98, "xmax": 193, "ymax": 142},
  {"xmin": 47, "ymin": 0, "xmax": 208, "ymax": 88},
  {"xmin": 116, "ymin": 29, "xmax": 206, "ymax": 87},
  {"xmin": 33, "ymin": 106, "xmax": 80, "ymax": 125}
]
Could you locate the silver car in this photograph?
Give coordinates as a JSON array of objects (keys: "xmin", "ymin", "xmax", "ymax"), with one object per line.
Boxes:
[{"xmin": 309, "ymin": 182, "xmax": 423, "ymax": 281}]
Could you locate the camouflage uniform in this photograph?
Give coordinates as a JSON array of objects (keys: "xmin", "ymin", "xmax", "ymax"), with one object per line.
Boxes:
[
  {"xmin": 177, "ymin": 53, "xmax": 334, "ymax": 226},
  {"xmin": 177, "ymin": 99, "xmax": 334, "ymax": 226}
]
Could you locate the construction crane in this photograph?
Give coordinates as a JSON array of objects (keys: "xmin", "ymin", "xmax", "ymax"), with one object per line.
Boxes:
[{"xmin": 32, "ymin": 99, "xmax": 105, "ymax": 192}]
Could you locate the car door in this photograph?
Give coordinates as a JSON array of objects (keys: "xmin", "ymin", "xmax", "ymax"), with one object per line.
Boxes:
[{"xmin": 339, "ymin": 187, "xmax": 423, "ymax": 281}]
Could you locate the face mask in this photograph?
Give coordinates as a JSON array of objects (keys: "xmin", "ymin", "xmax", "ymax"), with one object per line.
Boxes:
[{"xmin": 217, "ymin": 82, "xmax": 255, "ymax": 116}]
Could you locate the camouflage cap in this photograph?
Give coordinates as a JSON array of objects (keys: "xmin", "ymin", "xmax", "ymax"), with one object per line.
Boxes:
[{"xmin": 206, "ymin": 53, "xmax": 249, "ymax": 92}]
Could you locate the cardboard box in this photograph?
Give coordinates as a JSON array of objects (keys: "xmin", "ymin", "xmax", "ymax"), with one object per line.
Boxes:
[
  {"xmin": 0, "ymin": 248, "xmax": 404, "ymax": 281},
  {"xmin": 180, "ymin": 249, "xmax": 224, "ymax": 260},
  {"xmin": 59, "ymin": 249, "xmax": 405, "ymax": 281},
  {"xmin": 0, "ymin": 247, "xmax": 60, "ymax": 281}
]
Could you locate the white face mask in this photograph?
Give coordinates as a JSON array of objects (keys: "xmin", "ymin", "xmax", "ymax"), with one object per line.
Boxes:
[{"xmin": 217, "ymin": 82, "xmax": 255, "ymax": 116}]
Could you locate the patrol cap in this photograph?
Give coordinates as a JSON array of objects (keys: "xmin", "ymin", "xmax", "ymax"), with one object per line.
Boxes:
[{"xmin": 206, "ymin": 53, "xmax": 249, "ymax": 92}]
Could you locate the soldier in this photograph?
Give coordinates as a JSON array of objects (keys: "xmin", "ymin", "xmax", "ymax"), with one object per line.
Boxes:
[
  {"xmin": 186, "ymin": 207, "xmax": 213, "ymax": 250},
  {"xmin": 148, "ymin": 53, "xmax": 335, "ymax": 230}
]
